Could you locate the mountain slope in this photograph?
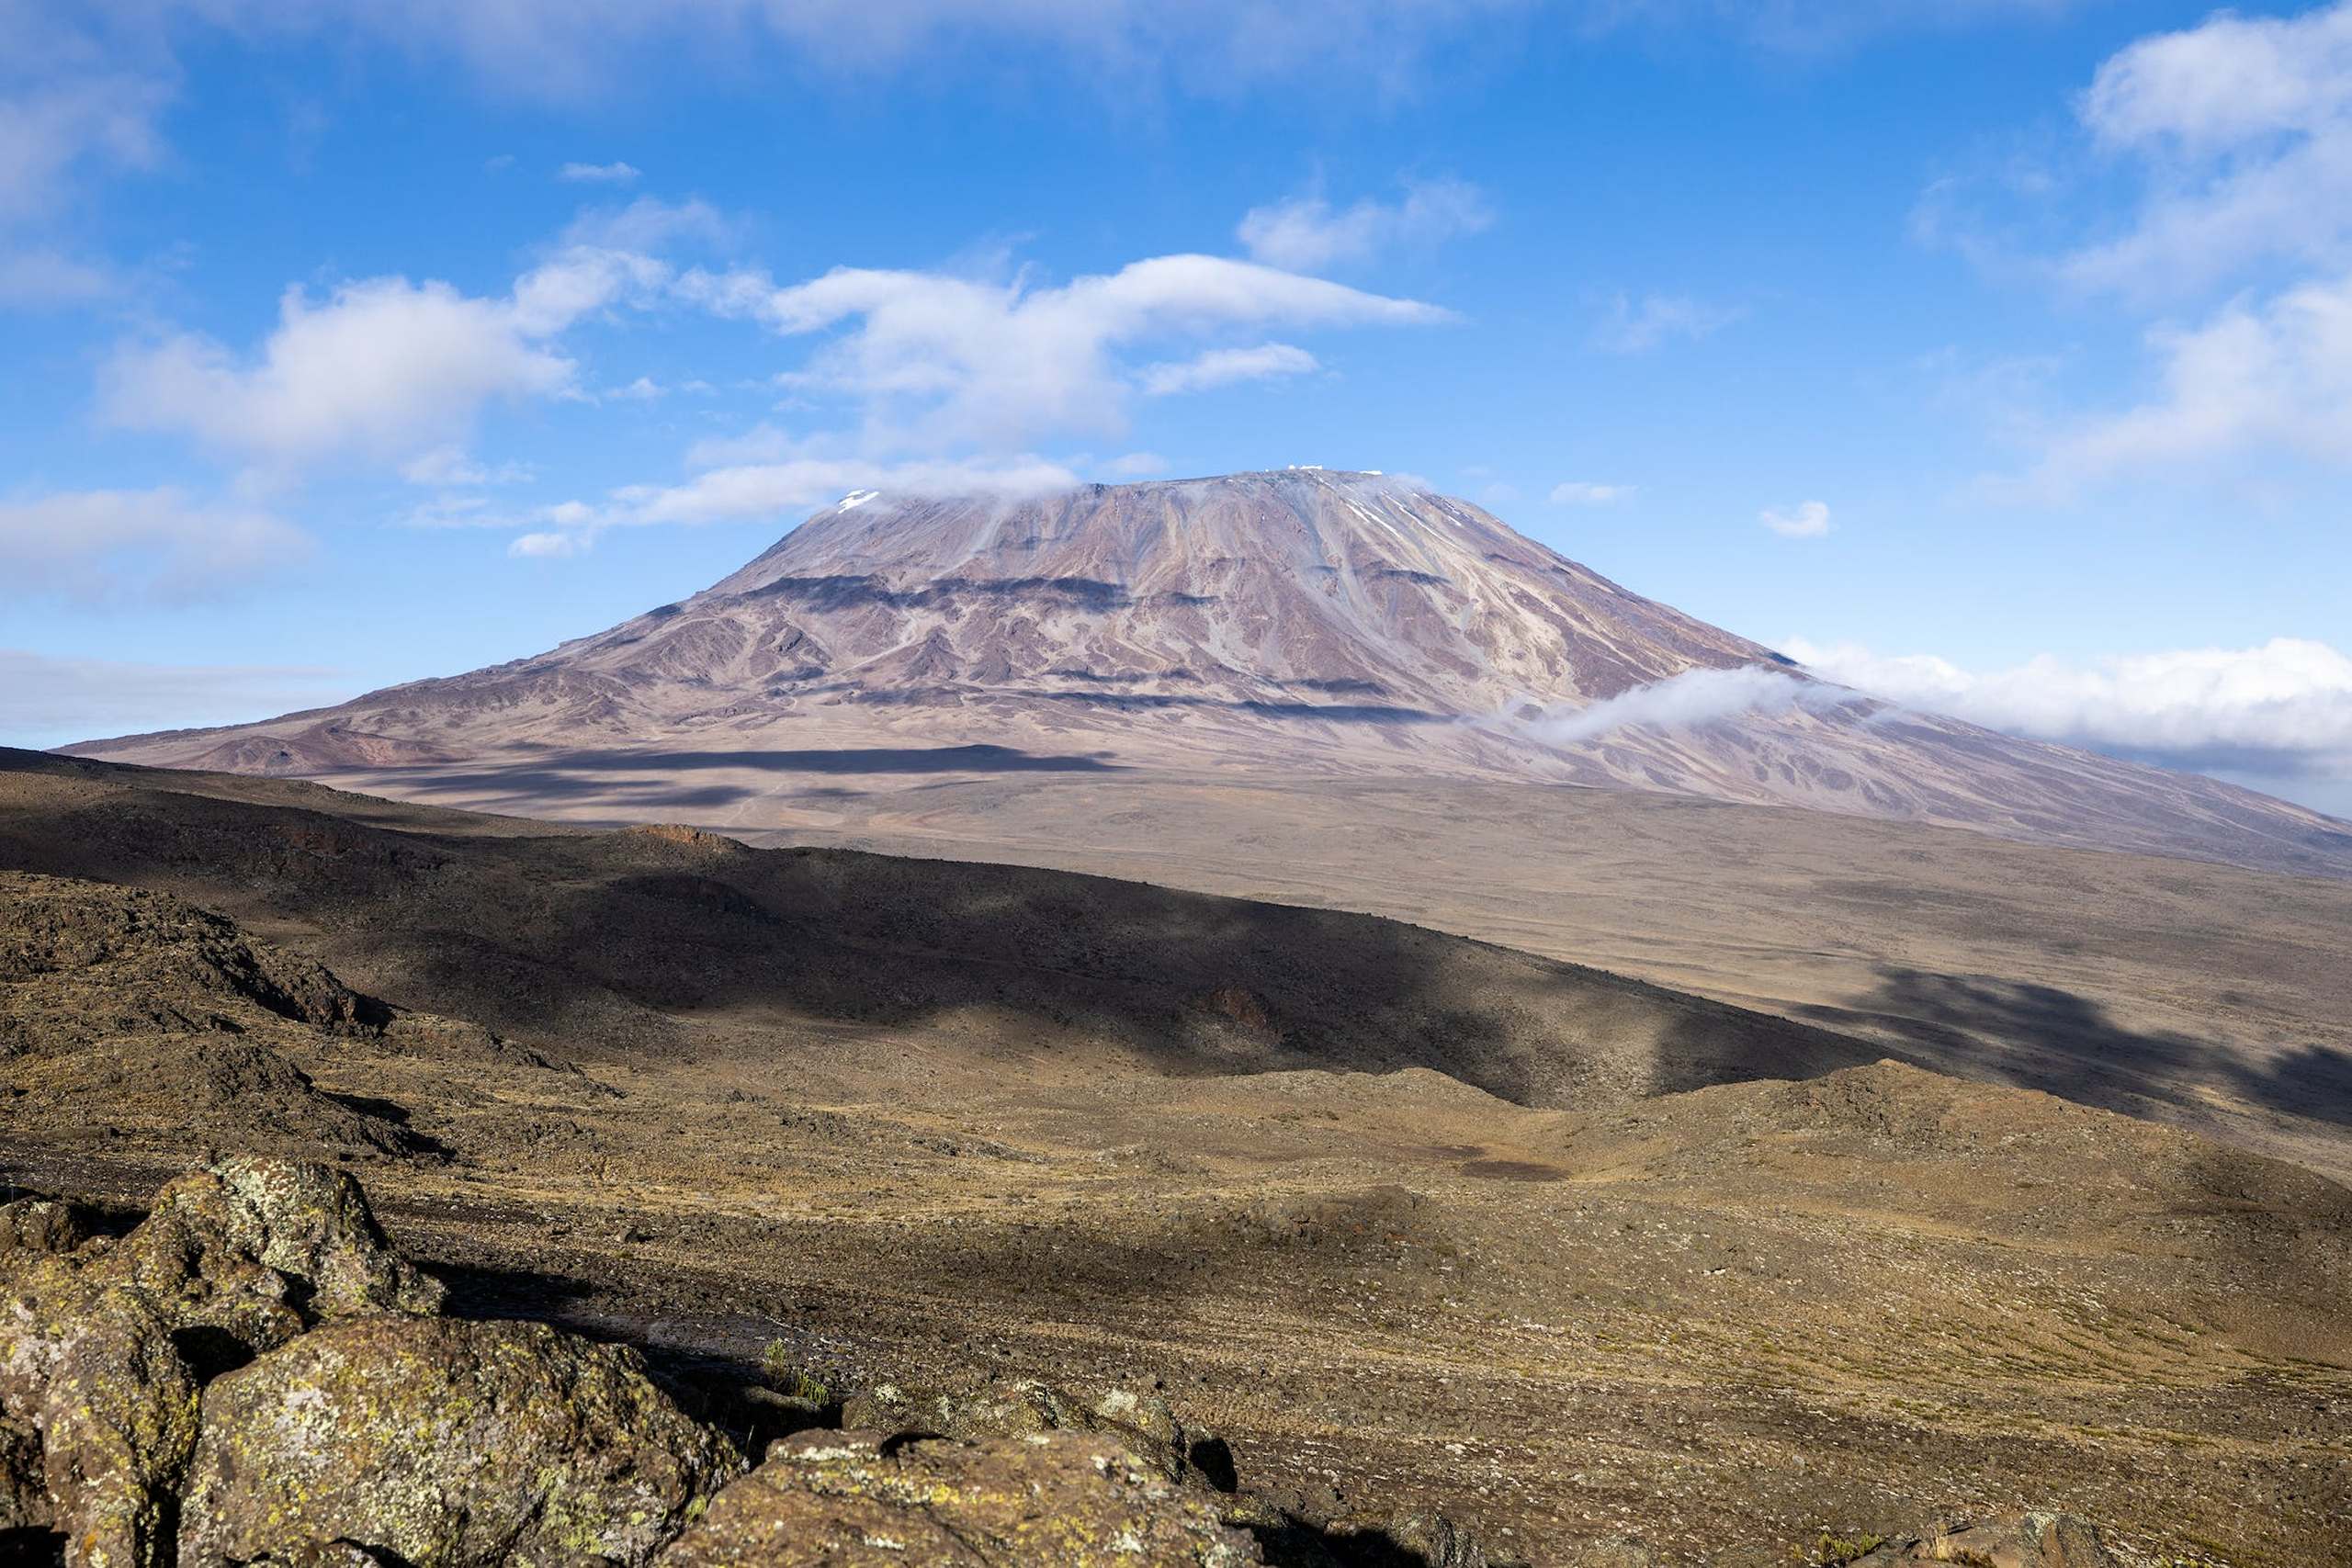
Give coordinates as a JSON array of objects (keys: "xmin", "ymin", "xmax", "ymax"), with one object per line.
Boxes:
[{"xmin": 70, "ymin": 468, "xmax": 2351, "ymax": 877}]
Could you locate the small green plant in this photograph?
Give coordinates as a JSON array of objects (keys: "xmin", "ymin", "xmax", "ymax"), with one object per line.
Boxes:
[
  {"xmin": 1789, "ymin": 1532, "xmax": 1886, "ymax": 1565},
  {"xmin": 760, "ymin": 1339, "xmax": 831, "ymax": 1404}
]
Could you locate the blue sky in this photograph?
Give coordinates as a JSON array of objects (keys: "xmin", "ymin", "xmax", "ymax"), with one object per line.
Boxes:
[{"xmin": 4, "ymin": 0, "xmax": 2348, "ymax": 813}]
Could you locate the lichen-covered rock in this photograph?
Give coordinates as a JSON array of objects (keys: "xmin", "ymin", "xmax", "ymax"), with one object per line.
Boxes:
[
  {"xmin": 660, "ymin": 1428, "xmax": 1263, "ymax": 1567},
  {"xmin": 110, "ymin": 1156, "xmax": 444, "ymax": 1354},
  {"xmin": 840, "ymin": 1375, "xmax": 1196, "ymax": 1483},
  {"xmin": 1850, "ymin": 1512, "xmax": 2110, "ymax": 1566},
  {"xmin": 0, "ymin": 1411, "xmax": 40, "ymax": 1529},
  {"xmin": 0, "ymin": 1257, "xmax": 198, "ymax": 1568},
  {"xmin": 178, "ymin": 1315, "xmax": 742, "ymax": 1568},
  {"xmin": 0, "ymin": 1197, "xmax": 86, "ymax": 1255}
]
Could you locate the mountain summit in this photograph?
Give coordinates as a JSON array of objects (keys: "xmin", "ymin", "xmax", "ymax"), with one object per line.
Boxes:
[{"xmin": 73, "ymin": 469, "xmax": 2349, "ymax": 876}]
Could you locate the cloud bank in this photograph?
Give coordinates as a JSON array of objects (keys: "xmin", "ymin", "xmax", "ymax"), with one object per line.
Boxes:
[{"xmin": 1784, "ymin": 636, "xmax": 2352, "ymax": 794}]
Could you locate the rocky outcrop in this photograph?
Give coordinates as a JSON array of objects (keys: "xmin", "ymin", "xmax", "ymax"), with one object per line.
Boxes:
[
  {"xmin": 1847, "ymin": 1513, "xmax": 2110, "ymax": 1566},
  {"xmin": 111, "ymin": 1155, "xmax": 445, "ymax": 1356},
  {"xmin": 0, "ymin": 1157, "xmax": 447, "ymax": 1566},
  {"xmin": 179, "ymin": 1316, "xmax": 741, "ymax": 1568},
  {"xmin": 660, "ymin": 1427, "xmax": 1261, "ymax": 1567},
  {"xmin": 840, "ymin": 1374, "xmax": 1199, "ymax": 1485},
  {"xmin": 0, "ymin": 873, "xmax": 432, "ymax": 1162}
]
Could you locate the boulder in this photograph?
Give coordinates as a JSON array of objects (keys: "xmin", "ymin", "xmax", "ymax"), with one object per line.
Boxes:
[
  {"xmin": 109, "ymin": 1156, "xmax": 444, "ymax": 1357},
  {"xmin": 1850, "ymin": 1512, "xmax": 2110, "ymax": 1567},
  {"xmin": 0, "ymin": 1258, "xmax": 199, "ymax": 1568},
  {"xmin": 0, "ymin": 1197, "xmax": 85, "ymax": 1255},
  {"xmin": 659, "ymin": 1427, "xmax": 1262, "ymax": 1566},
  {"xmin": 177, "ymin": 1315, "xmax": 742, "ymax": 1568},
  {"xmin": 840, "ymin": 1374, "xmax": 1197, "ymax": 1484}
]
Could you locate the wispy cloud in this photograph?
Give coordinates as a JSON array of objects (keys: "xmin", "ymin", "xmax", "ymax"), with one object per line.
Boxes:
[
  {"xmin": 0, "ymin": 488, "xmax": 311, "ymax": 604},
  {"xmin": 1759, "ymin": 499, "xmax": 1832, "ymax": 537},
  {"xmin": 678, "ymin": 253, "xmax": 1449, "ymax": 449},
  {"xmin": 1140, "ymin": 342, "xmax": 1319, "ymax": 395},
  {"xmin": 0, "ymin": 649, "xmax": 351, "ymax": 748},
  {"xmin": 1593, "ymin": 290, "xmax": 1742, "ymax": 354},
  {"xmin": 558, "ymin": 160, "xmax": 640, "ymax": 184},
  {"xmin": 1505, "ymin": 665, "xmax": 1856, "ymax": 746},
  {"xmin": 1237, "ymin": 176, "xmax": 1493, "ymax": 270},
  {"xmin": 1549, "ymin": 480, "xmax": 1635, "ymax": 505}
]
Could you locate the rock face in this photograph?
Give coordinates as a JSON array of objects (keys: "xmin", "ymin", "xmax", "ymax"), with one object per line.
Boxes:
[
  {"xmin": 179, "ymin": 1316, "xmax": 742, "ymax": 1568},
  {"xmin": 660, "ymin": 1428, "xmax": 1261, "ymax": 1567},
  {"xmin": 65, "ymin": 470, "xmax": 2351, "ymax": 877}
]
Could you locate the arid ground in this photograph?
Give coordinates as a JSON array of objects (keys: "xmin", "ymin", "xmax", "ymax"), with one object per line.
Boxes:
[{"xmin": 4, "ymin": 749, "xmax": 2346, "ymax": 1565}]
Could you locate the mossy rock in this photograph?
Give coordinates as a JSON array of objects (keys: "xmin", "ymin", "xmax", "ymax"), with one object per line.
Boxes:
[
  {"xmin": 178, "ymin": 1315, "xmax": 742, "ymax": 1568},
  {"xmin": 660, "ymin": 1427, "xmax": 1261, "ymax": 1566}
]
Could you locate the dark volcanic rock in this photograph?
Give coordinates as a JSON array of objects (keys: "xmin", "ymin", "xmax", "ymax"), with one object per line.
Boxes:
[
  {"xmin": 839, "ymin": 1374, "xmax": 1198, "ymax": 1485},
  {"xmin": 0, "ymin": 1198, "xmax": 85, "ymax": 1256},
  {"xmin": 659, "ymin": 1427, "xmax": 1261, "ymax": 1567},
  {"xmin": 179, "ymin": 1315, "xmax": 742, "ymax": 1568}
]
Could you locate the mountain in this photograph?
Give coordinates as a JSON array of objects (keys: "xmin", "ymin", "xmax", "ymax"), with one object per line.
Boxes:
[{"xmin": 71, "ymin": 468, "xmax": 2351, "ymax": 877}]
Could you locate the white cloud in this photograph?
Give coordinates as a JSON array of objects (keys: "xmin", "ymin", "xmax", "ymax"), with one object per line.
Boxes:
[
  {"xmin": 100, "ymin": 243, "xmax": 679, "ymax": 472},
  {"xmin": 0, "ymin": 649, "xmax": 351, "ymax": 749},
  {"xmin": 1784, "ymin": 635, "xmax": 2352, "ymax": 795},
  {"xmin": 2067, "ymin": 1, "xmax": 2352, "ymax": 297},
  {"xmin": 1236, "ymin": 176, "xmax": 1493, "ymax": 270},
  {"xmin": 0, "ymin": 488, "xmax": 311, "ymax": 604},
  {"xmin": 1594, "ymin": 291, "xmax": 1742, "ymax": 353},
  {"xmin": 508, "ymin": 530, "xmax": 583, "ymax": 558},
  {"xmin": 2034, "ymin": 268, "xmax": 2352, "ymax": 484},
  {"xmin": 0, "ymin": 247, "xmax": 113, "ymax": 307},
  {"xmin": 611, "ymin": 376, "xmax": 669, "ymax": 400},
  {"xmin": 101, "ymin": 277, "xmax": 575, "ymax": 469},
  {"xmin": 558, "ymin": 160, "xmax": 640, "ymax": 184},
  {"xmin": 560, "ymin": 196, "xmax": 733, "ymax": 254},
  {"xmin": 1508, "ymin": 665, "xmax": 1855, "ymax": 746},
  {"xmin": 1549, "ymin": 480, "xmax": 1635, "ymax": 505},
  {"xmin": 1139, "ymin": 342, "xmax": 1318, "ymax": 396},
  {"xmin": 678, "ymin": 253, "xmax": 1448, "ymax": 448},
  {"xmin": 1102, "ymin": 451, "xmax": 1171, "ymax": 477},
  {"xmin": 1759, "ymin": 499, "xmax": 1832, "ymax": 537}
]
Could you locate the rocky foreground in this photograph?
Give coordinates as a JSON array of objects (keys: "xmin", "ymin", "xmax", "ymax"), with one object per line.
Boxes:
[{"xmin": 2, "ymin": 1157, "xmax": 2120, "ymax": 1568}]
